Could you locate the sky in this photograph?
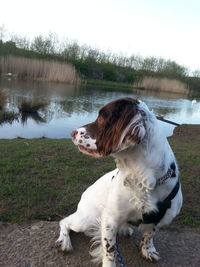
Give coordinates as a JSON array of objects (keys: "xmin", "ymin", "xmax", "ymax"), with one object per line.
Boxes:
[{"xmin": 0, "ymin": 0, "xmax": 200, "ymax": 71}]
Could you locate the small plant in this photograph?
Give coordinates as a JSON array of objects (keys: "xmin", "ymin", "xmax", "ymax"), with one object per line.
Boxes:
[
  {"xmin": 0, "ymin": 91, "xmax": 7, "ymax": 109},
  {"xmin": 18, "ymin": 100, "xmax": 47, "ymax": 113}
]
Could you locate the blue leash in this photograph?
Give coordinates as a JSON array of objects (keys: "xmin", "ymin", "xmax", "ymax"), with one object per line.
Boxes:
[{"xmin": 115, "ymin": 240, "xmax": 126, "ymax": 267}]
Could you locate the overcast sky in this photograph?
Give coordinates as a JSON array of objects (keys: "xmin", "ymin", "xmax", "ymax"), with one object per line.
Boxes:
[{"xmin": 1, "ymin": 0, "xmax": 200, "ymax": 71}]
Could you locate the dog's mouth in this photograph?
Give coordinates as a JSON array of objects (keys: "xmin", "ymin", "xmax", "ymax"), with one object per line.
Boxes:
[{"xmin": 78, "ymin": 145, "xmax": 101, "ymax": 157}]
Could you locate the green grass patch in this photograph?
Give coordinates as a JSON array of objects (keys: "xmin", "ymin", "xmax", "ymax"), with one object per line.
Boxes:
[
  {"xmin": 0, "ymin": 136, "xmax": 199, "ymax": 229},
  {"xmin": 0, "ymin": 138, "xmax": 114, "ymax": 223},
  {"xmin": 168, "ymin": 139, "xmax": 200, "ymax": 228}
]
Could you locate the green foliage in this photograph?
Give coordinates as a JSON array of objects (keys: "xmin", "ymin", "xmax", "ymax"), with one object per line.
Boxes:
[
  {"xmin": 101, "ymin": 63, "xmax": 116, "ymax": 81},
  {"xmin": 185, "ymin": 76, "xmax": 200, "ymax": 91},
  {"xmin": 124, "ymin": 71, "xmax": 144, "ymax": 83},
  {"xmin": 0, "ymin": 40, "xmax": 17, "ymax": 56},
  {"xmin": 0, "ymin": 29, "xmax": 199, "ymax": 89}
]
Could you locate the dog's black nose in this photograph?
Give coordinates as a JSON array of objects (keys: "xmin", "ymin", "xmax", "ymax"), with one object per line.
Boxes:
[{"xmin": 71, "ymin": 130, "xmax": 78, "ymax": 139}]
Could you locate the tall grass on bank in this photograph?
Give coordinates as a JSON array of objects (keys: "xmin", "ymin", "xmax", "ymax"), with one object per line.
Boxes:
[
  {"xmin": 135, "ymin": 77, "xmax": 189, "ymax": 94},
  {"xmin": 0, "ymin": 90, "xmax": 7, "ymax": 109},
  {"xmin": 0, "ymin": 56, "xmax": 80, "ymax": 84}
]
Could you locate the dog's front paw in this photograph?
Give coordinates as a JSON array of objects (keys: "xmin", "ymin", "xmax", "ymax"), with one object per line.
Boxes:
[
  {"xmin": 118, "ymin": 225, "xmax": 134, "ymax": 236},
  {"xmin": 55, "ymin": 234, "xmax": 73, "ymax": 252},
  {"xmin": 140, "ymin": 244, "xmax": 160, "ymax": 262}
]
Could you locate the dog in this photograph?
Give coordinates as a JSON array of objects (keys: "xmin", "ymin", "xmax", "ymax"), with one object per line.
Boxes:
[{"xmin": 56, "ymin": 97, "xmax": 182, "ymax": 266}]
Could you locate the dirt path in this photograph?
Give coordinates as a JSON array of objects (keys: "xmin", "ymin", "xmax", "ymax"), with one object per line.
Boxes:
[{"xmin": 0, "ymin": 221, "xmax": 200, "ymax": 267}]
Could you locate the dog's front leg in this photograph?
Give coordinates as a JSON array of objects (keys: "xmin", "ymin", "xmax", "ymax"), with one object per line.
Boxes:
[
  {"xmin": 139, "ymin": 223, "xmax": 160, "ymax": 262},
  {"xmin": 101, "ymin": 212, "xmax": 118, "ymax": 267}
]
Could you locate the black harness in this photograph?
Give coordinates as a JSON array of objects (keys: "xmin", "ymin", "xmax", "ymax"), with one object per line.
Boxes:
[
  {"xmin": 142, "ymin": 180, "xmax": 179, "ymax": 225},
  {"xmin": 128, "ymin": 162, "xmax": 180, "ymax": 226}
]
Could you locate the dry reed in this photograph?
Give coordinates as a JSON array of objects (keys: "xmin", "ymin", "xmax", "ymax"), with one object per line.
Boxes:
[
  {"xmin": 0, "ymin": 55, "xmax": 80, "ymax": 84},
  {"xmin": 0, "ymin": 90, "xmax": 7, "ymax": 109},
  {"xmin": 134, "ymin": 77, "xmax": 189, "ymax": 94}
]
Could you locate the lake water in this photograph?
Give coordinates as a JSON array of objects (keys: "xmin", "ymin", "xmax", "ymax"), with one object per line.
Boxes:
[{"xmin": 0, "ymin": 79, "xmax": 200, "ymax": 138}]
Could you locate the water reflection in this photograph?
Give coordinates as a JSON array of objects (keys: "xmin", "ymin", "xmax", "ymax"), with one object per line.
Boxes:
[
  {"xmin": 0, "ymin": 111, "xmax": 19, "ymax": 125},
  {"xmin": 0, "ymin": 79, "xmax": 199, "ymax": 139},
  {"xmin": 21, "ymin": 112, "xmax": 46, "ymax": 125},
  {"xmin": 0, "ymin": 110, "xmax": 46, "ymax": 126}
]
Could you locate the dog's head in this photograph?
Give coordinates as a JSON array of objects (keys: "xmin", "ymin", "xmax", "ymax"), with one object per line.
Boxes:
[{"xmin": 71, "ymin": 98, "xmax": 149, "ymax": 157}]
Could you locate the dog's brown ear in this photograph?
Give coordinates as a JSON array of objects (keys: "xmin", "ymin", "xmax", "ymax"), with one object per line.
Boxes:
[{"xmin": 96, "ymin": 101, "xmax": 140, "ymax": 156}]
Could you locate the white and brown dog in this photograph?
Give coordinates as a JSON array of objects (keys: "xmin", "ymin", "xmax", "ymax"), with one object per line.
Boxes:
[{"xmin": 56, "ymin": 98, "xmax": 182, "ymax": 266}]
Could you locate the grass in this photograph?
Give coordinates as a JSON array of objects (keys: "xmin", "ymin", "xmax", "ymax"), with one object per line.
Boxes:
[
  {"xmin": 0, "ymin": 130, "xmax": 199, "ymax": 228},
  {"xmin": 0, "ymin": 55, "xmax": 80, "ymax": 84},
  {"xmin": 0, "ymin": 139, "xmax": 114, "ymax": 223},
  {"xmin": 168, "ymin": 138, "xmax": 200, "ymax": 228}
]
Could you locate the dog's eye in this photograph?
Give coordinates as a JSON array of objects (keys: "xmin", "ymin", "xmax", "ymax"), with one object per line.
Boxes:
[
  {"xmin": 99, "ymin": 109, "xmax": 109, "ymax": 119},
  {"xmin": 98, "ymin": 116, "xmax": 105, "ymax": 124}
]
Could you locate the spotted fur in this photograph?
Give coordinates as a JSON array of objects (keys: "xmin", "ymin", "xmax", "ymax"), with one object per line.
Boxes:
[{"xmin": 56, "ymin": 98, "xmax": 183, "ymax": 267}]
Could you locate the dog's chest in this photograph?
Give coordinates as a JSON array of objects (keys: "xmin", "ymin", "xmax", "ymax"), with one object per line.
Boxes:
[{"xmin": 120, "ymin": 171, "xmax": 155, "ymax": 214}]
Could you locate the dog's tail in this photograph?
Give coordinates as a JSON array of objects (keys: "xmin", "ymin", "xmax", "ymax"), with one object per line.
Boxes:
[
  {"xmin": 86, "ymin": 219, "xmax": 134, "ymax": 264},
  {"xmin": 86, "ymin": 218, "xmax": 103, "ymax": 265}
]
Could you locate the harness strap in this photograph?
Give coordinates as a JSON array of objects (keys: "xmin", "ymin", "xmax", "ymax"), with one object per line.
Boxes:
[
  {"xmin": 143, "ymin": 180, "xmax": 180, "ymax": 225},
  {"xmin": 116, "ymin": 162, "xmax": 179, "ymax": 266},
  {"xmin": 128, "ymin": 180, "xmax": 180, "ymax": 226}
]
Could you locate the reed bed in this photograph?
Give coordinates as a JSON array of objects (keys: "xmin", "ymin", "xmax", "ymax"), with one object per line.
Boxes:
[
  {"xmin": 135, "ymin": 77, "xmax": 189, "ymax": 94},
  {"xmin": 18, "ymin": 100, "xmax": 47, "ymax": 113},
  {"xmin": 0, "ymin": 56, "xmax": 80, "ymax": 84},
  {"xmin": 0, "ymin": 91, "xmax": 7, "ymax": 109}
]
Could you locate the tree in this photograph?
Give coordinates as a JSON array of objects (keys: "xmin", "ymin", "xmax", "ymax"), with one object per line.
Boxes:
[
  {"xmin": 31, "ymin": 32, "xmax": 58, "ymax": 55},
  {"xmin": 0, "ymin": 24, "xmax": 7, "ymax": 41},
  {"xmin": 61, "ymin": 41, "xmax": 81, "ymax": 61},
  {"xmin": 142, "ymin": 57, "xmax": 158, "ymax": 72},
  {"xmin": 11, "ymin": 34, "xmax": 30, "ymax": 50},
  {"xmin": 157, "ymin": 60, "xmax": 188, "ymax": 79},
  {"xmin": 192, "ymin": 69, "xmax": 200, "ymax": 78}
]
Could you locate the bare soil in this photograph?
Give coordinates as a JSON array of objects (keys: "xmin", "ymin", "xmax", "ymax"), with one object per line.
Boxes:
[
  {"xmin": 0, "ymin": 221, "xmax": 200, "ymax": 267},
  {"xmin": 0, "ymin": 124, "xmax": 200, "ymax": 267}
]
